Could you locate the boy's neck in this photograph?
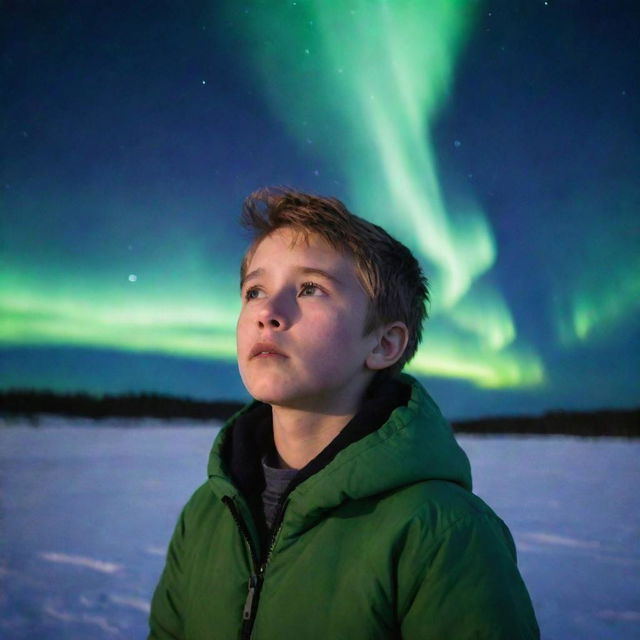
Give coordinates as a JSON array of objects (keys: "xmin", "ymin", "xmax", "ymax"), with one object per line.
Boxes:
[{"xmin": 270, "ymin": 405, "xmax": 358, "ymax": 470}]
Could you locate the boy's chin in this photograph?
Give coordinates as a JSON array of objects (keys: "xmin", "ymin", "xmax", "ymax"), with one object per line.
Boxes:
[
  {"xmin": 245, "ymin": 382, "xmax": 324, "ymax": 412},
  {"xmin": 244, "ymin": 380, "xmax": 294, "ymax": 407}
]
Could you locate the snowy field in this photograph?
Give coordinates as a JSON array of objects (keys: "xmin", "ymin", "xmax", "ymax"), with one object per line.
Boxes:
[{"xmin": 1, "ymin": 421, "xmax": 638, "ymax": 640}]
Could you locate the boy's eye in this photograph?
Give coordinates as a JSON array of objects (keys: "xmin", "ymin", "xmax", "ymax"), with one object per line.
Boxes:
[
  {"xmin": 299, "ymin": 281, "xmax": 323, "ymax": 296},
  {"xmin": 244, "ymin": 287, "xmax": 264, "ymax": 301}
]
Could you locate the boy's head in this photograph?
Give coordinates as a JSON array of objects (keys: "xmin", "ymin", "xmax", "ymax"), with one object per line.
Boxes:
[{"xmin": 239, "ymin": 187, "xmax": 429, "ymax": 380}]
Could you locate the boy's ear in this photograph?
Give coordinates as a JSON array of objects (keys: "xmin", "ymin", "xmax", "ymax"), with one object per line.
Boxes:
[{"xmin": 366, "ymin": 322, "xmax": 409, "ymax": 371}]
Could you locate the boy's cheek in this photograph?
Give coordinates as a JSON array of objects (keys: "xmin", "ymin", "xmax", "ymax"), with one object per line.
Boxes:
[{"xmin": 236, "ymin": 316, "xmax": 253, "ymax": 350}]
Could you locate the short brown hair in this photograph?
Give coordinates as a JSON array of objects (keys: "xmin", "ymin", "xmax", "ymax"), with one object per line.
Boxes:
[{"xmin": 240, "ymin": 187, "xmax": 429, "ymax": 375}]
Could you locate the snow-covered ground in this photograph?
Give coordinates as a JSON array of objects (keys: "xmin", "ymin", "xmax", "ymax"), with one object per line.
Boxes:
[{"xmin": 1, "ymin": 421, "xmax": 638, "ymax": 639}]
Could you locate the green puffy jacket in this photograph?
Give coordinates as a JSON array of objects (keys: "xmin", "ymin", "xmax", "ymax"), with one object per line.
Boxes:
[{"xmin": 149, "ymin": 375, "xmax": 539, "ymax": 639}]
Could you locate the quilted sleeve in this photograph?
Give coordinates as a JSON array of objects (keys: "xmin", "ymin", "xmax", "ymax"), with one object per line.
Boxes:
[
  {"xmin": 397, "ymin": 512, "xmax": 540, "ymax": 640},
  {"xmin": 147, "ymin": 507, "xmax": 188, "ymax": 640}
]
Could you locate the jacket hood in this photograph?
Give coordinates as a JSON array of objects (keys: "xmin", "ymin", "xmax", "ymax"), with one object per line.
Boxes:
[{"xmin": 207, "ymin": 374, "xmax": 472, "ymax": 531}]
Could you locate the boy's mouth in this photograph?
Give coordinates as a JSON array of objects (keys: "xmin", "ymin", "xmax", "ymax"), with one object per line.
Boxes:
[{"xmin": 250, "ymin": 342, "xmax": 287, "ymax": 359}]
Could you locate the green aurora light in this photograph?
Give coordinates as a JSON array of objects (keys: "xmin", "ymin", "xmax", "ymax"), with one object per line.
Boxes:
[
  {"xmin": 229, "ymin": 0, "xmax": 545, "ymax": 388},
  {"xmin": 1, "ymin": 266, "xmax": 239, "ymax": 360}
]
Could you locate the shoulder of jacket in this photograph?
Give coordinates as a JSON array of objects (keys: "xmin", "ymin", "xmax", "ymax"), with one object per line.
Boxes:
[
  {"xmin": 181, "ymin": 481, "xmax": 223, "ymax": 521},
  {"xmin": 379, "ymin": 479, "xmax": 508, "ymax": 545}
]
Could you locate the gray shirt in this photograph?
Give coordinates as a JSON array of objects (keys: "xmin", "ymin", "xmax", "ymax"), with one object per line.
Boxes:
[{"xmin": 261, "ymin": 455, "xmax": 298, "ymax": 529}]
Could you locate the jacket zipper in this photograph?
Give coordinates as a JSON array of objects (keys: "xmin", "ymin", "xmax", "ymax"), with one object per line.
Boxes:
[{"xmin": 222, "ymin": 495, "xmax": 287, "ymax": 640}]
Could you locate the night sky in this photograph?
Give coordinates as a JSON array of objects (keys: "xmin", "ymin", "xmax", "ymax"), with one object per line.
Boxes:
[{"xmin": 2, "ymin": 1, "xmax": 639, "ymax": 419}]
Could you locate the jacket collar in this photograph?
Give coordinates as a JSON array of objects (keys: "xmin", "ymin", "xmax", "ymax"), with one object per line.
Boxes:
[
  {"xmin": 207, "ymin": 374, "xmax": 472, "ymax": 531},
  {"xmin": 212, "ymin": 375, "xmax": 411, "ymax": 503}
]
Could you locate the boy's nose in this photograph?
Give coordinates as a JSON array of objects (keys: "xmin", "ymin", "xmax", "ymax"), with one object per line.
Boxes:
[
  {"xmin": 257, "ymin": 301, "xmax": 288, "ymax": 330},
  {"xmin": 258, "ymin": 316, "xmax": 281, "ymax": 329}
]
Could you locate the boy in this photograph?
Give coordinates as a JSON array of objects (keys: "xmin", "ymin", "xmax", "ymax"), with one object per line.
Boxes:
[{"xmin": 149, "ymin": 187, "xmax": 540, "ymax": 639}]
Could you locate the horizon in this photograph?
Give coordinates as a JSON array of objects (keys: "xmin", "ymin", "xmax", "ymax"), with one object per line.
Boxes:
[{"xmin": 2, "ymin": 361, "xmax": 639, "ymax": 425}]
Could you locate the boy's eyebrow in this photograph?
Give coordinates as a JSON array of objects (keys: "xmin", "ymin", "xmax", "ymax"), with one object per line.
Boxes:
[
  {"xmin": 241, "ymin": 268, "xmax": 264, "ymax": 289},
  {"xmin": 297, "ymin": 267, "xmax": 343, "ymax": 285},
  {"xmin": 240, "ymin": 266, "xmax": 343, "ymax": 289}
]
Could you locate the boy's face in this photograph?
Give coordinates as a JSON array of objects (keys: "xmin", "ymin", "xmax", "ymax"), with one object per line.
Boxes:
[{"xmin": 237, "ymin": 227, "xmax": 378, "ymax": 414}]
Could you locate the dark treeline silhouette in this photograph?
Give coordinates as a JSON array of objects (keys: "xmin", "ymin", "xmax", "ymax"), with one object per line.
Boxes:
[
  {"xmin": 1, "ymin": 389, "xmax": 638, "ymax": 437},
  {"xmin": 0, "ymin": 389, "xmax": 244, "ymax": 422},
  {"xmin": 452, "ymin": 409, "xmax": 639, "ymax": 438}
]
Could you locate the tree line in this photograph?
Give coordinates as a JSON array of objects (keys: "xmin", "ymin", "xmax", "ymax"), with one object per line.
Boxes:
[
  {"xmin": 1, "ymin": 389, "xmax": 638, "ymax": 437},
  {"xmin": 452, "ymin": 410, "xmax": 639, "ymax": 438},
  {"xmin": 0, "ymin": 389, "xmax": 244, "ymax": 422}
]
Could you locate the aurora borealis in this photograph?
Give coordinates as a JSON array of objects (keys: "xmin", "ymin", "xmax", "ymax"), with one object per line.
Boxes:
[{"xmin": 2, "ymin": 1, "xmax": 638, "ymax": 418}]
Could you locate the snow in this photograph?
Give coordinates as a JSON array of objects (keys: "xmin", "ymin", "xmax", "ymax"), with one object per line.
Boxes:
[{"xmin": 1, "ymin": 422, "xmax": 638, "ymax": 639}]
